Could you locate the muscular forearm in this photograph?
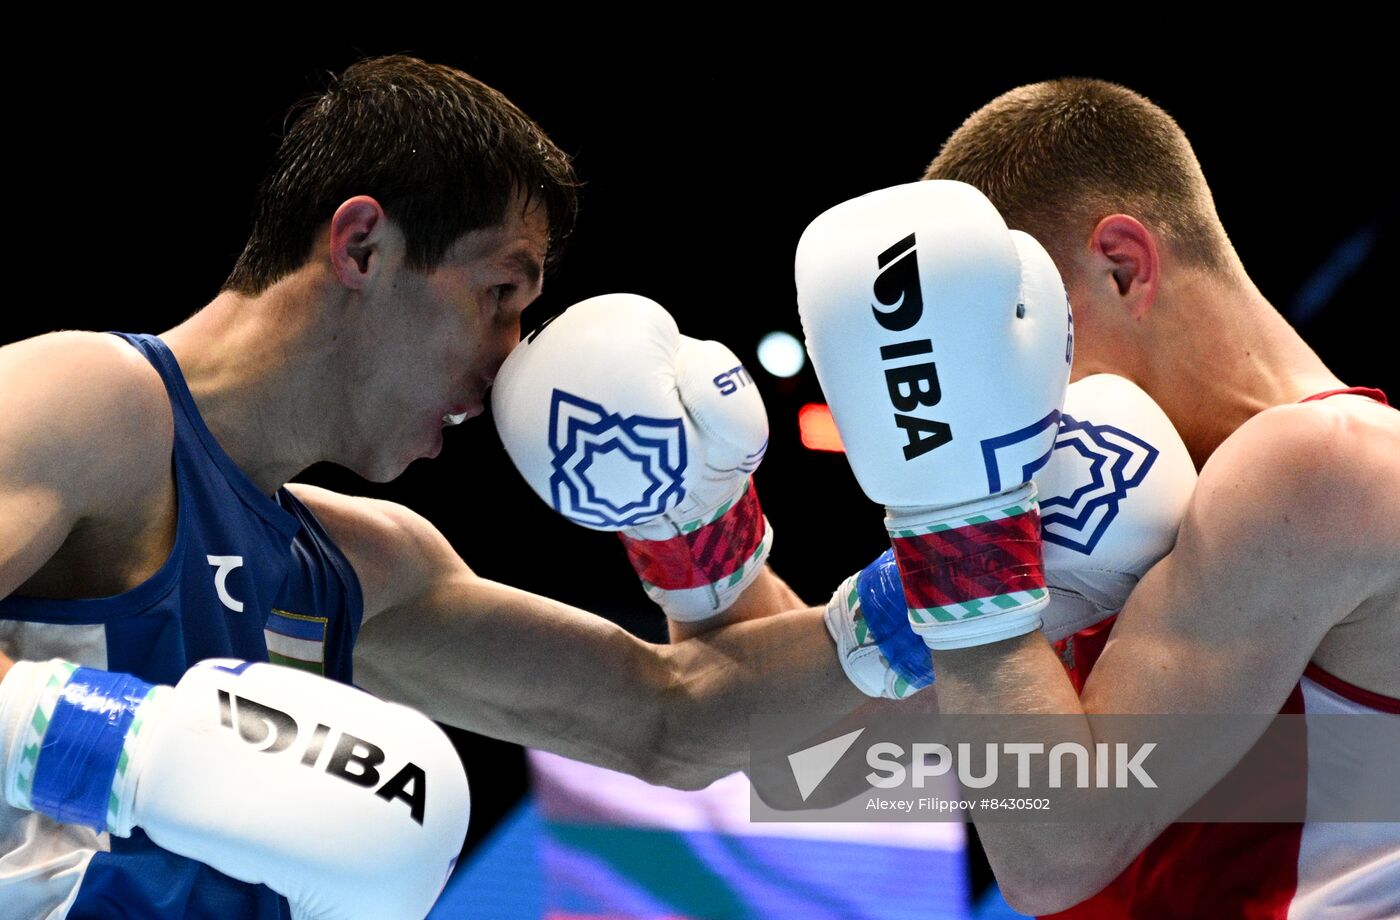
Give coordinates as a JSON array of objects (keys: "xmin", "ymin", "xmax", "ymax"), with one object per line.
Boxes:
[
  {"xmin": 931, "ymin": 631, "xmax": 1267, "ymax": 914},
  {"xmin": 354, "ymin": 569, "xmax": 867, "ymax": 793},
  {"xmin": 354, "ymin": 574, "xmax": 682, "ymax": 784},
  {"xmin": 932, "ymin": 635, "xmax": 1139, "ymax": 912},
  {"xmin": 667, "ymin": 565, "xmax": 806, "ymax": 642},
  {"xmin": 656, "ymin": 605, "xmax": 871, "ymax": 788},
  {"xmin": 929, "ymin": 534, "xmax": 1328, "ymax": 914}
]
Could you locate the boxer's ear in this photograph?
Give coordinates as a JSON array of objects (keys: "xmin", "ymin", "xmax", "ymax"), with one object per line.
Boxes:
[
  {"xmin": 1089, "ymin": 214, "xmax": 1159, "ymax": 319},
  {"xmin": 328, "ymin": 196, "xmax": 391, "ymax": 289}
]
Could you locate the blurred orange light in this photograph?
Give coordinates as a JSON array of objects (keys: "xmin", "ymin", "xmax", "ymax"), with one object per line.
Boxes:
[{"xmin": 799, "ymin": 403, "xmax": 845, "ymax": 452}]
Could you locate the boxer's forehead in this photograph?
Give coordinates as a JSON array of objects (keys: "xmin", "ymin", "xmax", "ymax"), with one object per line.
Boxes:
[{"xmin": 442, "ymin": 198, "xmax": 548, "ymax": 281}]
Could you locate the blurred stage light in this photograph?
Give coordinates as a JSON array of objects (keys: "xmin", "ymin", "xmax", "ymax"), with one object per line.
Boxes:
[
  {"xmin": 799, "ymin": 403, "xmax": 845, "ymax": 452},
  {"xmin": 757, "ymin": 331, "xmax": 805, "ymax": 378}
]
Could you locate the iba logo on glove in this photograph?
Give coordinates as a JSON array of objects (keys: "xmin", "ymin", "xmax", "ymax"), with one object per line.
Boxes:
[
  {"xmin": 217, "ymin": 686, "xmax": 429, "ymax": 825},
  {"xmin": 546, "ymin": 388, "xmax": 687, "ymax": 528},
  {"xmin": 872, "ymin": 233, "xmax": 953, "ymax": 460}
]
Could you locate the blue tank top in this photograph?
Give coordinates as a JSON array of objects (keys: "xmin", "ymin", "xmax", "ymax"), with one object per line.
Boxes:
[{"xmin": 0, "ymin": 332, "xmax": 365, "ymax": 919}]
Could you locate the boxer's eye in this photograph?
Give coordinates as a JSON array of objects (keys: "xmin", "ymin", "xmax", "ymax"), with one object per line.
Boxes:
[{"xmin": 493, "ymin": 283, "xmax": 516, "ymax": 306}]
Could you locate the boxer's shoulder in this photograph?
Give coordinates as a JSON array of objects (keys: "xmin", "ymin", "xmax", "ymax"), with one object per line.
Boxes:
[
  {"xmin": 0, "ymin": 331, "xmax": 172, "ymax": 510},
  {"xmin": 1192, "ymin": 399, "xmax": 1400, "ymax": 594},
  {"xmin": 285, "ymin": 484, "xmax": 470, "ymax": 622},
  {"xmin": 1272, "ymin": 393, "xmax": 1400, "ymax": 692},
  {"xmin": 1230, "ymin": 397, "xmax": 1397, "ymax": 504}
]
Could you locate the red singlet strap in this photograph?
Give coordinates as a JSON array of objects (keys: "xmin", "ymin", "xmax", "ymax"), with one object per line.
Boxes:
[{"xmin": 1299, "ymin": 387, "xmax": 1389, "ymax": 405}]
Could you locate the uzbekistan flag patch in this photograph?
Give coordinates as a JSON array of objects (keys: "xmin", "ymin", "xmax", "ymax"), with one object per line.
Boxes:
[{"xmin": 265, "ymin": 609, "xmax": 328, "ymax": 675}]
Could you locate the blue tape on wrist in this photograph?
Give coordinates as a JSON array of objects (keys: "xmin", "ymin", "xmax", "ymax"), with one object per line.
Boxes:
[
  {"xmin": 31, "ymin": 668, "xmax": 155, "ymax": 832},
  {"xmin": 856, "ymin": 549, "xmax": 936, "ymax": 690}
]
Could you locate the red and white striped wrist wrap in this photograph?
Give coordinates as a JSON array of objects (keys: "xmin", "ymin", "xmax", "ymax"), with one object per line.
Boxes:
[
  {"xmin": 619, "ymin": 479, "xmax": 773, "ymax": 622},
  {"xmin": 887, "ymin": 482, "xmax": 1048, "ymax": 650}
]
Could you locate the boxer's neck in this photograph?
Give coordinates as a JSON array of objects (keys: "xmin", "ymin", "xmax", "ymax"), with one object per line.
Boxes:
[
  {"xmin": 1133, "ymin": 271, "xmax": 1343, "ymax": 468},
  {"xmin": 161, "ymin": 270, "xmax": 348, "ymax": 495}
]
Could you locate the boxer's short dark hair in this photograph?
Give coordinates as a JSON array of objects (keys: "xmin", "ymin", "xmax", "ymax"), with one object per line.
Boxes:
[
  {"xmin": 223, "ymin": 55, "xmax": 578, "ymax": 295},
  {"xmin": 924, "ymin": 79, "xmax": 1232, "ymax": 279}
]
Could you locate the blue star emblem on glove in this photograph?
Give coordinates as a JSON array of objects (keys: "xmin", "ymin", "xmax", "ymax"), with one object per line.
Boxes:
[
  {"xmin": 547, "ymin": 389, "xmax": 688, "ymax": 528},
  {"xmin": 1040, "ymin": 415, "xmax": 1159, "ymax": 555},
  {"xmin": 980, "ymin": 411, "xmax": 1062, "ymax": 494}
]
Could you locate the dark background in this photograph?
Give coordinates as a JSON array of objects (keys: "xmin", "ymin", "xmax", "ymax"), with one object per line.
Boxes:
[{"xmin": 8, "ymin": 37, "xmax": 1393, "ymax": 877}]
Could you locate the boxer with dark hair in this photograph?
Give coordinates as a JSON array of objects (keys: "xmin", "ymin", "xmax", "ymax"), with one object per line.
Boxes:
[
  {"xmin": 0, "ymin": 52, "xmax": 831, "ymax": 920},
  {"xmin": 0, "ymin": 55, "xmax": 598, "ymax": 920}
]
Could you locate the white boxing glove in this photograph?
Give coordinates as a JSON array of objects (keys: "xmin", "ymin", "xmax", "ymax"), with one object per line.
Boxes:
[
  {"xmin": 0, "ymin": 658, "xmax": 470, "ymax": 920},
  {"xmin": 492, "ymin": 293, "xmax": 773, "ymax": 622},
  {"xmin": 1037, "ymin": 374, "xmax": 1197, "ymax": 638},
  {"xmin": 826, "ymin": 374, "xmax": 1197, "ymax": 697},
  {"xmin": 798, "ymin": 181, "xmax": 1072, "ymax": 650}
]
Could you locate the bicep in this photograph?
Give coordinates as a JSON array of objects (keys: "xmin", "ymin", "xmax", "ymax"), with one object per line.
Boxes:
[
  {"xmin": 0, "ymin": 483, "xmax": 73, "ymax": 600},
  {"xmin": 286, "ymin": 485, "xmax": 459, "ymax": 622},
  {"xmin": 1078, "ymin": 546, "xmax": 1323, "ymax": 719},
  {"xmin": 0, "ymin": 347, "xmax": 77, "ymax": 596},
  {"xmin": 1080, "ymin": 411, "xmax": 1375, "ymax": 718}
]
